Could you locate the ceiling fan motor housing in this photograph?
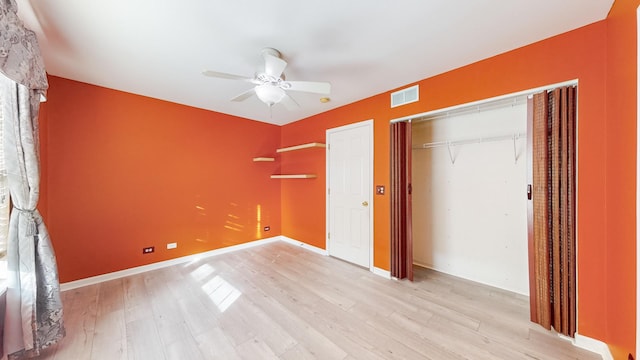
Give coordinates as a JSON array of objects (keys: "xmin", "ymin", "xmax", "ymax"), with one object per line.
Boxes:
[{"xmin": 261, "ymin": 47, "xmax": 282, "ymax": 60}]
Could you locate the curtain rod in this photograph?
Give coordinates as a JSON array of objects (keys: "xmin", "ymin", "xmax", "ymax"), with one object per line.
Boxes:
[{"xmin": 391, "ymin": 79, "xmax": 578, "ymax": 124}]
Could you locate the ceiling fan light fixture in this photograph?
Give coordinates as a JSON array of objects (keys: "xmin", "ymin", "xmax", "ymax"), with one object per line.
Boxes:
[{"xmin": 255, "ymin": 84, "xmax": 285, "ymax": 106}]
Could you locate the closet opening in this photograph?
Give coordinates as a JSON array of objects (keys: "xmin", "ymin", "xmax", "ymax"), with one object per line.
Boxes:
[
  {"xmin": 390, "ymin": 81, "xmax": 578, "ymax": 337},
  {"xmin": 411, "ymin": 95, "xmax": 529, "ymax": 295}
]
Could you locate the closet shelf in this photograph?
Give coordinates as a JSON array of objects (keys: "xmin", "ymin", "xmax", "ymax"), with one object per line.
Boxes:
[
  {"xmin": 276, "ymin": 142, "xmax": 326, "ymax": 153},
  {"xmin": 418, "ymin": 133, "xmax": 525, "ymax": 149},
  {"xmin": 270, "ymin": 174, "xmax": 317, "ymax": 179},
  {"xmin": 415, "ymin": 132, "xmax": 525, "ymax": 165},
  {"xmin": 252, "ymin": 157, "xmax": 275, "ymax": 162}
]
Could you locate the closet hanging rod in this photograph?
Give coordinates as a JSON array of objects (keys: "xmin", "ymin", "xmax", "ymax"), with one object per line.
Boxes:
[{"xmin": 417, "ymin": 132, "xmax": 525, "ymax": 149}]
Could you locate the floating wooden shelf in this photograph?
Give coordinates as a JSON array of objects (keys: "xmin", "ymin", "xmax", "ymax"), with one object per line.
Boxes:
[
  {"xmin": 270, "ymin": 174, "xmax": 317, "ymax": 179},
  {"xmin": 276, "ymin": 142, "xmax": 326, "ymax": 153},
  {"xmin": 257, "ymin": 143, "xmax": 324, "ymax": 178}
]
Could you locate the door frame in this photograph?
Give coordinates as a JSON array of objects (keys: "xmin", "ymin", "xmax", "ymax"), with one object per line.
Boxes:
[
  {"xmin": 390, "ymin": 79, "xmax": 577, "ymax": 282},
  {"xmin": 326, "ymin": 119, "xmax": 374, "ymax": 271},
  {"xmin": 636, "ymin": 4, "xmax": 639, "ymax": 354}
]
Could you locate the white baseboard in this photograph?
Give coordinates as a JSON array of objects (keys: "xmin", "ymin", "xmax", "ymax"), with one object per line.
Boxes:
[
  {"xmin": 279, "ymin": 236, "xmax": 328, "ymax": 255},
  {"xmin": 281, "ymin": 236, "xmax": 391, "ymax": 279},
  {"xmin": 60, "ymin": 236, "xmax": 281, "ymax": 291},
  {"xmin": 372, "ymin": 267, "xmax": 391, "ymax": 279},
  {"xmin": 574, "ymin": 333, "xmax": 613, "ymax": 360},
  {"xmin": 60, "ymin": 235, "xmax": 391, "ymax": 292}
]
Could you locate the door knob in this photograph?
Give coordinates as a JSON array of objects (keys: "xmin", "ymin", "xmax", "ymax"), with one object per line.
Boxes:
[{"xmin": 362, "ymin": 201, "xmax": 369, "ymax": 207}]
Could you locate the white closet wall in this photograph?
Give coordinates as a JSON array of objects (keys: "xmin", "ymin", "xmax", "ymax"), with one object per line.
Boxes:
[{"xmin": 412, "ymin": 102, "xmax": 528, "ymax": 295}]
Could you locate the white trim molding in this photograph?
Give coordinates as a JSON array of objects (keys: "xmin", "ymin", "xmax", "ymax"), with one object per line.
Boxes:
[
  {"xmin": 372, "ymin": 267, "xmax": 391, "ymax": 279},
  {"xmin": 637, "ymin": 4, "xmax": 640, "ymax": 357},
  {"xmin": 60, "ymin": 236, "xmax": 282, "ymax": 291},
  {"xmin": 60, "ymin": 236, "xmax": 392, "ymax": 292},
  {"xmin": 390, "ymin": 79, "xmax": 578, "ymax": 124},
  {"xmin": 279, "ymin": 236, "xmax": 328, "ymax": 256},
  {"xmin": 574, "ymin": 333, "xmax": 614, "ymax": 360}
]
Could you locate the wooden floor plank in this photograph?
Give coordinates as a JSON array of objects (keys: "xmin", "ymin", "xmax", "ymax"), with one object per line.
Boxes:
[
  {"xmin": 235, "ymin": 337, "xmax": 281, "ymax": 360},
  {"xmin": 37, "ymin": 284, "xmax": 100, "ymax": 360},
  {"xmin": 216, "ymin": 257, "xmax": 349, "ymax": 360},
  {"xmin": 125, "ymin": 317, "xmax": 166, "ymax": 360},
  {"xmin": 91, "ymin": 279, "xmax": 127, "ymax": 360},
  {"xmin": 193, "ymin": 326, "xmax": 242, "ymax": 360}
]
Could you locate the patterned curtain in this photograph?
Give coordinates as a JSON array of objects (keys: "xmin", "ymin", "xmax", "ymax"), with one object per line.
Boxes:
[
  {"xmin": 528, "ymin": 86, "xmax": 577, "ymax": 337},
  {"xmin": 0, "ymin": 0, "xmax": 65, "ymax": 358},
  {"xmin": 390, "ymin": 121, "xmax": 413, "ymax": 280}
]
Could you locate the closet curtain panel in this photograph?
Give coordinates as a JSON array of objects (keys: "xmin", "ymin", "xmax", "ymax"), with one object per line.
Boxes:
[
  {"xmin": 390, "ymin": 121, "xmax": 413, "ymax": 280},
  {"xmin": 529, "ymin": 87, "xmax": 576, "ymax": 337}
]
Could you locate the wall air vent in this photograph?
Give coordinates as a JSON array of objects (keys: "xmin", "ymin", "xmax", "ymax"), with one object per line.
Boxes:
[{"xmin": 391, "ymin": 85, "xmax": 419, "ymax": 108}]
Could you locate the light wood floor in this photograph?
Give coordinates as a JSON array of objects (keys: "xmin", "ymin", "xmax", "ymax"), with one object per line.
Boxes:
[{"xmin": 35, "ymin": 241, "xmax": 600, "ymax": 360}]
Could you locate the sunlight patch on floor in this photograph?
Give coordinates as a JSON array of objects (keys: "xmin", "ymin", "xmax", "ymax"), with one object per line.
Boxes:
[
  {"xmin": 201, "ymin": 275, "xmax": 241, "ymax": 313},
  {"xmin": 189, "ymin": 263, "xmax": 215, "ymax": 282}
]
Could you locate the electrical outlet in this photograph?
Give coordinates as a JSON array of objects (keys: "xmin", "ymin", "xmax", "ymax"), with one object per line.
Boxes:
[
  {"xmin": 264, "ymin": 226, "xmax": 270, "ymax": 231},
  {"xmin": 167, "ymin": 242, "xmax": 177, "ymax": 249},
  {"xmin": 142, "ymin": 246, "xmax": 154, "ymax": 254}
]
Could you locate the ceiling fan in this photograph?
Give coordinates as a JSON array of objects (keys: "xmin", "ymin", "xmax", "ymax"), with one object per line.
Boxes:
[{"xmin": 203, "ymin": 48, "xmax": 331, "ymax": 109}]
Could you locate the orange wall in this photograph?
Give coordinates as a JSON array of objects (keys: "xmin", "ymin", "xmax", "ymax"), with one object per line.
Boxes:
[
  {"xmin": 41, "ymin": 76, "xmax": 282, "ymax": 283},
  {"xmin": 281, "ymin": 19, "xmax": 615, "ymax": 352},
  {"xmin": 606, "ymin": 0, "xmax": 639, "ymax": 358}
]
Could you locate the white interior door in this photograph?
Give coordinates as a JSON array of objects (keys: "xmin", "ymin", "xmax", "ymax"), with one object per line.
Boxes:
[{"xmin": 327, "ymin": 120, "xmax": 373, "ymax": 268}]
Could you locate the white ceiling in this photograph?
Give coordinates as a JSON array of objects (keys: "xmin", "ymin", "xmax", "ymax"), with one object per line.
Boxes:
[{"xmin": 16, "ymin": 0, "xmax": 613, "ymax": 126}]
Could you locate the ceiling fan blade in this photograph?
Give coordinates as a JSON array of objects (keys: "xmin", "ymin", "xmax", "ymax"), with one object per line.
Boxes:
[
  {"xmin": 281, "ymin": 93, "xmax": 299, "ymax": 110},
  {"xmin": 286, "ymin": 81, "xmax": 331, "ymax": 94},
  {"xmin": 230, "ymin": 88, "xmax": 256, "ymax": 102},
  {"xmin": 263, "ymin": 53, "xmax": 287, "ymax": 78},
  {"xmin": 202, "ymin": 70, "xmax": 253, "ymax": 82}
]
